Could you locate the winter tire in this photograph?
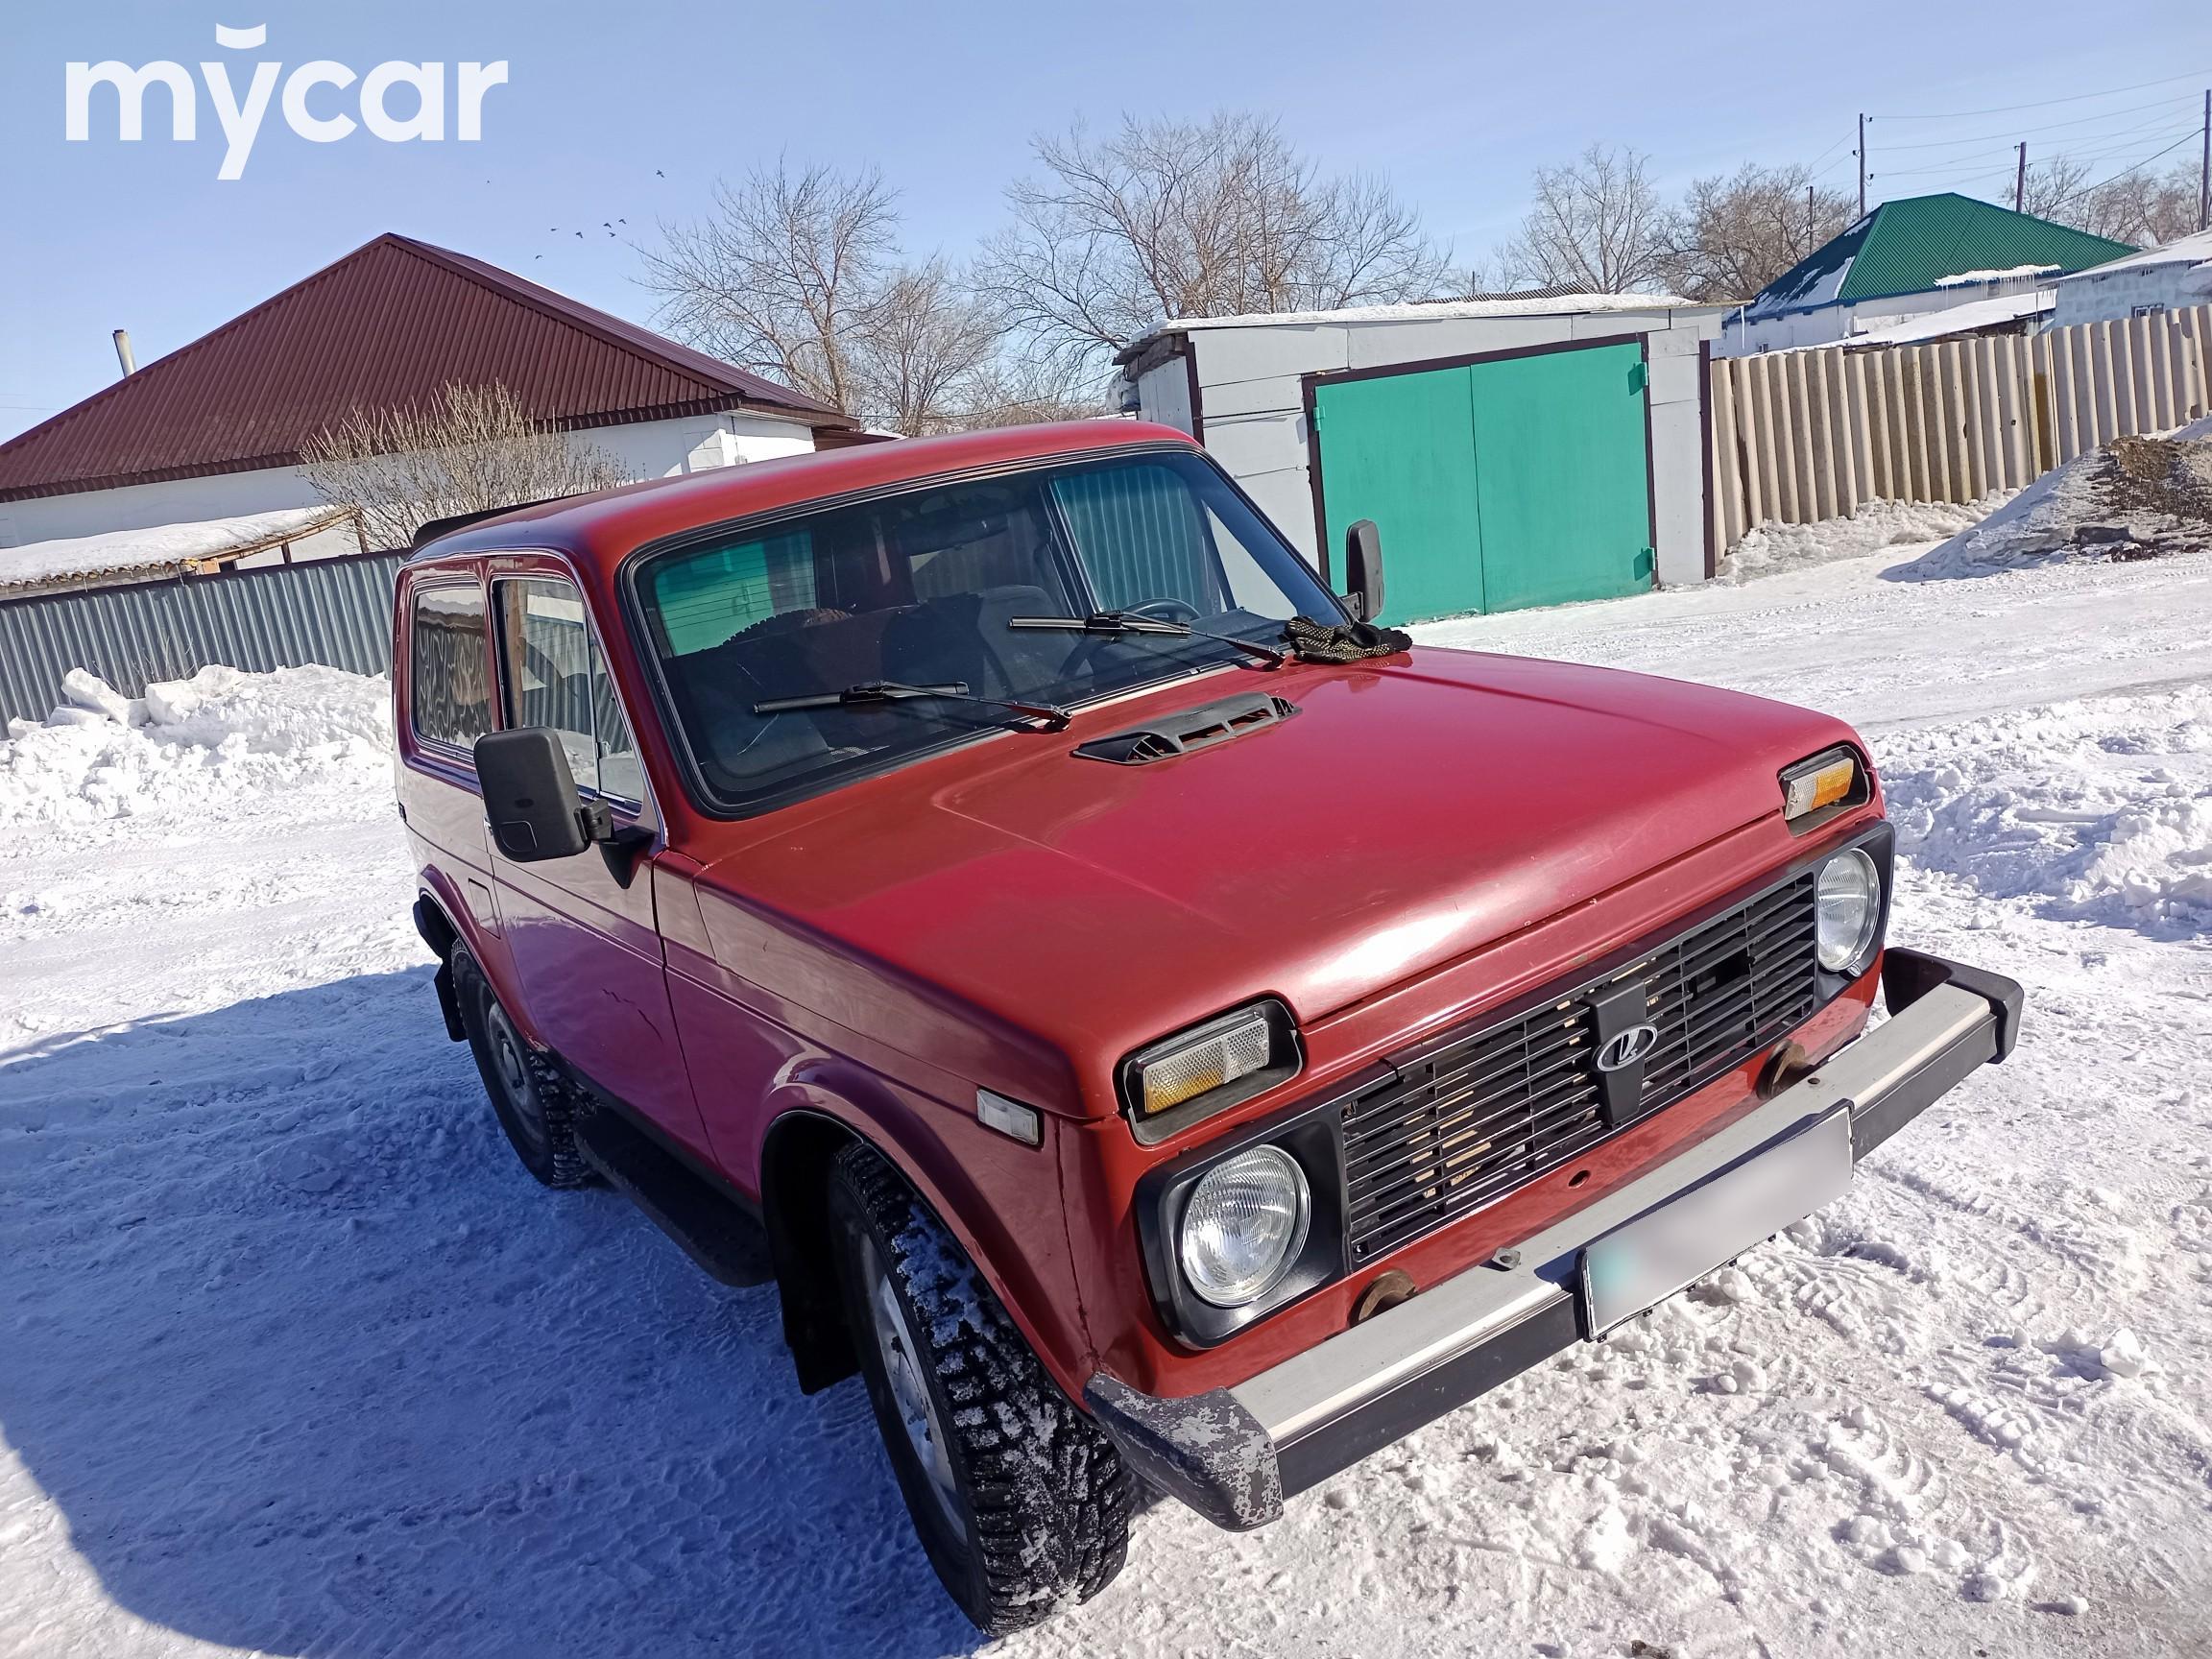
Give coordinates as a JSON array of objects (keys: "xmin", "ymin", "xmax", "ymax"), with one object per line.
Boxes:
[
  {"xmin": 449, "ymin": 945, "xmax": 592, "ymax": 1189},
  {"xmin": 828, "ymin": 1141, "xmax": 1134, "ymax": 1633}
]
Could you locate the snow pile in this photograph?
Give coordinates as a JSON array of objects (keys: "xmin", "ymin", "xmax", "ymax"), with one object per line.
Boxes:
[
  {"xmin": 1895, "ymin": 431, "xmax": 2212, "ymax": 581},
  {"xmin": 1882, "ymin": 686, "xmax": 2212, "ymax": 930},
  {"xmin": 1724, "ymin": 493, "xmax": 2012, "ymax": 583},
  {"xmin": 0, "ymin": 664, "xmax": 393, "ymax": 828}
]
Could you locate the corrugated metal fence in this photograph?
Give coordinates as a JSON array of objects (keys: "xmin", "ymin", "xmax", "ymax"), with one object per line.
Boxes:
[
  {"xmin": 0, "ymin": 550, "xmax": 404, "ymax": 723},
  {"xmin": 1709, "ymin": 304, "xmax": 2212, "ymax": 550}
]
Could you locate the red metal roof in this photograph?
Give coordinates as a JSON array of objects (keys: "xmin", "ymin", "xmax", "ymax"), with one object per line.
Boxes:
[{"xmin": 0, "ymin": 233, "xmax": 846, "ymax": 503}]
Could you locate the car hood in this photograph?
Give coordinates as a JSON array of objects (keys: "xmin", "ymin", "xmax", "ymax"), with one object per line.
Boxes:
[{"xmin": 690, "ymin": 648, "xmax": 1863, "ymax": 1105}]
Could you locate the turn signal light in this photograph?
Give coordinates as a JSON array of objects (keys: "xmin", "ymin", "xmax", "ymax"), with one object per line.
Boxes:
[
  {"xmin": 1781, "ymin": 748, "xmax": 1863, "ymax": 823},
  {"xmin": 1137, "ymin": 1010, "xmax": 1272, "ymax": 1115}
]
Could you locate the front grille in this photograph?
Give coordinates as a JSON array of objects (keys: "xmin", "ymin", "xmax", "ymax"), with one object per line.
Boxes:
[{"xmin": 1341, "ymin": 872, "xmax": 1820, "ymax": 1265}]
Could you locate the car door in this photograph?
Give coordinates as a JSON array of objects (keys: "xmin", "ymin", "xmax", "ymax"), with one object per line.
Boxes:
[{"xmin": 486, "ymin": 565, "xmax": 711, "ymax": 1160}]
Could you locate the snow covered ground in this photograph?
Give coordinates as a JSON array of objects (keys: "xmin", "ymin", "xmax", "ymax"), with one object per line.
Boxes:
[{"xmin": 3, "ymin": 536, "xmax": 2210, "ymax": 1658}]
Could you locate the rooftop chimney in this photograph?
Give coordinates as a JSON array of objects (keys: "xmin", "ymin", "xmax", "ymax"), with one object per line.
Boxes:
[{"xmin": 113, "ymin": 328, "xmax": 136, "ymax": 376}]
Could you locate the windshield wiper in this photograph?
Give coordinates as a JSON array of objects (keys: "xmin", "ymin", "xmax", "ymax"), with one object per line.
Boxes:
[
  {"xmin": 752, "ymin": 680, "xmax": 1070, "ymax": 731},
  {"xmin": 1008, "ymin": 611, "xmax": 1288, "ymax": 666}
]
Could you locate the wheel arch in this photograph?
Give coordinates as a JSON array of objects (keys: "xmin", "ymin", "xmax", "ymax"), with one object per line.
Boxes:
[
  {"xmin": 412, "ymin": 875, "xmax": 541, "ymax": 1048},
  {"xmin": 757, "ymin": 1084, "xmax": 1093, "ymax": 1403}
]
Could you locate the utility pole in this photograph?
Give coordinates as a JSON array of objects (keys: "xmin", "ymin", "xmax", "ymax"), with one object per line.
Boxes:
[
  {"xmin": 2200, "ymin": 87, "xmax": 2209, "ymax": 232},
  {"xmin": 1808, "ymin": 182, "xmax": 1816, "ymax": 245},
  {"xmin": 1858, "ymin": 112, "xmax": 1867, "ymax": 218},
  {"xmin": 2015, "ymin": 142, "xmax": 2027, "ymax": 213}
]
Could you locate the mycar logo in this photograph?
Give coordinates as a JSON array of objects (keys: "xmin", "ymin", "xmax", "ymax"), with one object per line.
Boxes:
[{"xmin": 66, "ymin": 24, "xmax": 509, "ymax": 180}]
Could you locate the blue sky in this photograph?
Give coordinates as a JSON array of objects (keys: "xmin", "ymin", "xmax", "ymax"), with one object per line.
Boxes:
[{"xmin": 4, "ymin": 0, "xmax": 2208, "ymax": 443}]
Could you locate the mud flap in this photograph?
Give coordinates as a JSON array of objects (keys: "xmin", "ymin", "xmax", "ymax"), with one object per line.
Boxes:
[{"xmin": 430, "ymin": 957, "xmax": 467, "ymax": 1043}]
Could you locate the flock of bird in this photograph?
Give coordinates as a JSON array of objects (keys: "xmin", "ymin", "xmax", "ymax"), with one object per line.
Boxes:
[{"xmin": 532, "ymin": 169, "xmax": 664, "ymax": 259}]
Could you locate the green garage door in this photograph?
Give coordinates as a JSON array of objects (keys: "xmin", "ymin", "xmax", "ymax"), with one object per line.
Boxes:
[{"xmin": 1313, "ymin": 341, "xmax": 1655, "ymax": 624}]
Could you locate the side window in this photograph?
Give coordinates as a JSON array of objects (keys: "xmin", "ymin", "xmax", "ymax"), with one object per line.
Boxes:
[
  {"xmin": 494, "ymin": 577, "xmax": 644, "ymax": 805},
  {"xmin": 409, "ymin": 583, "xmax": 491, "ymax": 750},
  {"xmin": 590, "ymin": 637, "xmax": 644, "ymax": 805}
]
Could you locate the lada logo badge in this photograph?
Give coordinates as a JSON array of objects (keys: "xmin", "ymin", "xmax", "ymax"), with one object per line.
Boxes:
[{"xmin": 1596, "ymin": 1023, "xmax": 1661, "ymax": 1073}]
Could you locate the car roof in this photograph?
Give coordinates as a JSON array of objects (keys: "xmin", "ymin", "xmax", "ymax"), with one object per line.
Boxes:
[{"xmin": 407, "ymin": 420, "xmax": 1200, "ymax": 575}]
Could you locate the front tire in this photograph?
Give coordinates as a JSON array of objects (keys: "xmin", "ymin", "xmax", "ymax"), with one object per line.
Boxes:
[
  {"xmin": 449, "ymin": 945, "xmax": 591, "ymax": 1190},
  {"xmin": 828, "ymin": 1142, "xmax": 1133, "ymax": 1633}
]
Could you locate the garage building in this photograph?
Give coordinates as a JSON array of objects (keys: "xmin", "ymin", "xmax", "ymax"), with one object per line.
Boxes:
[{"xmin": 1115, "ymin": 297, "xmax": 1728, "ymax": 624}]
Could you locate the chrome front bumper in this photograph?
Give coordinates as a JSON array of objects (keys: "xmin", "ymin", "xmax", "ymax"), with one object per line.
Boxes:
[{"xmin": 1084, "ymin": 949, "xmax": 2024, "ymax": 1530}]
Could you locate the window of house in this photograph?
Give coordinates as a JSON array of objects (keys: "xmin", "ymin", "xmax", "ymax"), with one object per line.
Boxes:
[
  {"xmin": 409, "ymin": 582, "xmax": 492, "ymax": 750},
  {"xmin": 494, "ymin": 576, "xmax": 643, "ymax": 805}
]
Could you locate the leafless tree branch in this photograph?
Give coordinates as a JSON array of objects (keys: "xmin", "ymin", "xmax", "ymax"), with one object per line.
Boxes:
[
  {"xmin": 976, "ymin": 111, "xmax": 1454, "ymax": 382},
  {"xmin": 299, "ymin": 382, "xmax": 628, "ymax": 549},
  {"xmin": 1501, "ymin": 145, "xmax": 1671, "ymax": 295},
  {"xmin": 1654, "ymin": 162, "xmax": 1857, "ymax": 302}
]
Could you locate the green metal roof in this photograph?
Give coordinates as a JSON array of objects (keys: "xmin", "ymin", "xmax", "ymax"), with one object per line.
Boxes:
[{"xmin": 1751, "ymin": 194, "xmax": 2135, "ymax": 317}]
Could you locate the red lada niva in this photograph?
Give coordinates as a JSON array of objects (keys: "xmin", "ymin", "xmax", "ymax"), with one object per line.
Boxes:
[{"xmin": 393, "ymin": 421, "xmax": 2021, "ymax": 1631}]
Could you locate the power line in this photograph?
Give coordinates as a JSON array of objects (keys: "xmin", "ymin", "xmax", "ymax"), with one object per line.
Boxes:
[
  {"xmin": 1869, "ymin": 95, "xmax": 2200, "ymax": 152},
  {"xmin": 1874, "ymin": 123, "xmax": 2199, "ymax": 182},
  {"xmin": 2041, "ymin": 130, "xmax": 2204, "ymax": 213},
  {"xmin": 1803, "ymin": 127, "xmax": 1852, "ymax": 165},
  {"xmin": 1875, "ymin": 70, "xmax": 2212, "ymax": 122}
]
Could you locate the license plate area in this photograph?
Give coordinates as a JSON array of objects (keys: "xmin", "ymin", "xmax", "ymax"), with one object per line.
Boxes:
[{"xmin": 1578, "ymin": 1107, "xmax": 1854, "ymax": 1335}]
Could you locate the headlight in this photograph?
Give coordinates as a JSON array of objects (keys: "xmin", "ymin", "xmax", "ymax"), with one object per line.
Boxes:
[
  {"xmin": 1815, "ymin": 848, "xmax": 1882, "ymax": 973},
  {"xmin": 1177, "ymin": 1144, "xmax": 1311, "ymax": 1307}
]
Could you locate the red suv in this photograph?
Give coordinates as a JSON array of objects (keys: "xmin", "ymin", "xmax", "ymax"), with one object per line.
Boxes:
[{"xmin": 393, "ymin": 421, "xmax": 2021, "ymax": 1632}]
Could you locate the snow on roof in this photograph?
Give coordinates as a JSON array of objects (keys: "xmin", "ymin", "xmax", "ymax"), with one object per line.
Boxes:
[
  {"xmin": 0, "ymin": 505, "xmax": 355, "ymax": 590},
  {"xmin": 2057, "ymin": 228, "xmax": 2212, "ymax": 280},
  {"xmin": 1159, "ymin": 292, "xmax": 1699, "ymax": 331},
  {"xmin": 1935, "ymin": 263, "xmax": 2059, "ymax": 287},
  {"xmin": 1839, "ymin": 287, "xmax": 2056, "ymax": 347},
  {"xmin": 1114, "ymin": 293, "xmax": 1709, "ymax": 363}
]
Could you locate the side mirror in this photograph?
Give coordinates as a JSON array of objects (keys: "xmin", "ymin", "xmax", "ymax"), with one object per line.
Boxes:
[
  {"xmin": 474, "ymin": 728, "xmax": 590, "ymax": 862},
  {"xmin": 1343, "ymin": 519, "xmax": 1384, "ymax": 623}
]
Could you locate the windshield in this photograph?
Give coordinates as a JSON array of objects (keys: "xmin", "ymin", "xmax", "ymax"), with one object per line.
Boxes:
[{"xmin": 634, "ymin": 448, "xmax": 1342, "ymax": 810}]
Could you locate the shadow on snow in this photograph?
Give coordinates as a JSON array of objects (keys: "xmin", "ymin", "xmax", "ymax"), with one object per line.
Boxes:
[{"xmin": 0, "ymin": 968, "xmax": 985, "ymax": 1659}]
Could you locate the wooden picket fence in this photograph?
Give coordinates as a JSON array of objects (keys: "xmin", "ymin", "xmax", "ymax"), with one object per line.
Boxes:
[{"xmin": 1707, "ymin": 304, "xmax": 2212, "ymax": 552}]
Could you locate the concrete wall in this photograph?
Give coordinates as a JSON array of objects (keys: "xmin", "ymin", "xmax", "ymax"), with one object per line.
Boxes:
[
  {"xmin": 1140, "ymin": 307, "xmax": 1726, "ymax": 589},
  {"xmin": 2055, "ymin": 261, "xmax": 2212, "ymax": 327},
  {"xmin": 0, "ymin": 409, "xmax": 817, "ymax": 550}
]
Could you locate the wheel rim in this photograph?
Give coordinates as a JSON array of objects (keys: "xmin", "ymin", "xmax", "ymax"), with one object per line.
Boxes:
[
  {"xmin": 482, "ymin": 995, "xmax": 549, "ymax": 1159},
  {"xmin": 863, "ymin": 1237, "xmax": 965, "ymax": 1542}
]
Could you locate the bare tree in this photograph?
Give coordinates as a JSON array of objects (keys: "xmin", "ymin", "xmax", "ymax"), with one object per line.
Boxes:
[
  {"xmin": 2018, "ymin": 156, "xmax": 2095, "ymax": 223},
  {"xmin": 300, "ymin": 382, "xmax": 627, "ymax": 549},
  {"xmin": 848, "ymin": 259, "xmax": 1004, "ymax": 435},
  {"xmin": 950, "ymin": 355, "xmax": 1112, "ymax": 428},
  {"xmin": 1502, "ymin": 146, "xmax": 1671, "ymax": 294},
  {"xmin": 2023, "ymin": 156, "xmax": 2200, "ymax": 245},
  {"xmin": 1655, "ymin": 163, "xmax": 1857, "ymax": 302},
  {"xmin": 641, "ymin": 160, "xmax": 1010, "ymax": 434},
  {"xmin": 640, "ymin": 159, "xmax": 901, "ymax": 415},
  {"xmin": 977, "ymin": 111, "xmax": 1454, "ymax": 381}
]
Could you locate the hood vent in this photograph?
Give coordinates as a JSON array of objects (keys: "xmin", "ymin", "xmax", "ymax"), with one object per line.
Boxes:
[{"xmin": 1072, "ymin": 691, "xmax": 1300, "ymax": 765}]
